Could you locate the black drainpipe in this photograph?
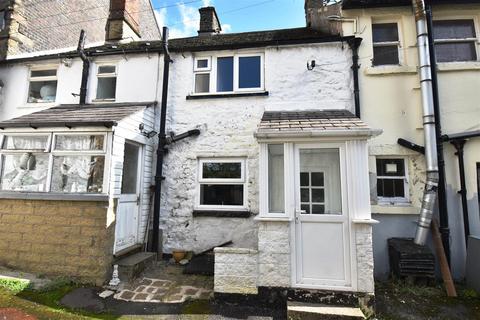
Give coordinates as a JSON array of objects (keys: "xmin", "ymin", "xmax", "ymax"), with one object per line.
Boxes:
[
  {"xmin": 426, "ymin": 5, "xmax": 451, "ymax": 264},
  {"xmin": 77, "ymin": 30, "xmax": 89, "ymax": 105},
  {"xmin": 347, "ymin": 37, "xmax": 362, "ymax": 118},
  {"xmin": 151, "ymin": 27, "xmax": 172, "ymax": 254}
]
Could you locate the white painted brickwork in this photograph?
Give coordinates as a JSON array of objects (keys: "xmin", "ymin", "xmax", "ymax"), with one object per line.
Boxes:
[
  {"xmin": 355, "ymin": 224, "xmax": 374, "ymax": 293},
  {"xmin": 160, "ymin": 42, "xmax": 353, "ymax": 254},
  {"xmin": 214, "ymin": 247, "xmax": 259, "ymax": 294},
  {"xmin": 257, "ymin": 221, "xmax": 291, "ymax": 287}
]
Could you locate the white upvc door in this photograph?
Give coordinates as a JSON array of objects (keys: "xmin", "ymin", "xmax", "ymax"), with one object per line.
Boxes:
[
  {"xmin": 292, "ymin": 143, "xmax": 353, "ymax": 290},
  {"xmin": 114, "ymin": 141, "xmax": 143, "ymax": 254}
]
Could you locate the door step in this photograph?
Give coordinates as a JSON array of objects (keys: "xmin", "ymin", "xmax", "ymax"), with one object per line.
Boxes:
[
  {"xmin": 287, "ymin": 302, "xmax": 365, "ymax": 320},
  {"xmin": 115, "ymin": 252, "xmax": 156, "ymax": 282}
]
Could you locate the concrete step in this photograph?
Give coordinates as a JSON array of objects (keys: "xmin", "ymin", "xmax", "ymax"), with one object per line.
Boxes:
[
  {"xmin": 115, "ymin": 252, "xmax": 156, "ymax": 282},
  {"xmin": 287, "ymin": 302, "xmax": 365, "ymax": 320}
]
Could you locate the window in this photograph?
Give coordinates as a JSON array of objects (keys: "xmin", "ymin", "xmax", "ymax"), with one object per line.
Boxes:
[
  {"xmin": 96, "ymin": 65, "xmax": 117, "ymax": 100},
  {"xmin": 268, "ymin": 144, "xmax": 285, "ymax": 214},
  {"xmin": 376, "ymin": 158, "xmax": 408, "ymax": 202},
  {"xmin": 372, "ymin": 23, "xmax": 400, "ymax": 66},
  {"xmin": 198, "ymin": 159, "xmax": 246, "ymax": 209},
  {"xmin": 0, "ymin": 133, "xmax": 107, "ymax": 193},
  {"xmin": 193, "ymin": 53, "xmax": 264, "ymax": 94},
  {"xmin": 28, "ymin": 68, "xmax": 58, "ymax": 103},
  {"xmin": 433, "ymin": 20, "xmax": 477, "ymax": 63},
  {"xmin": 0, "ymin": 11, "xmax": 6, "ymax": 31}
]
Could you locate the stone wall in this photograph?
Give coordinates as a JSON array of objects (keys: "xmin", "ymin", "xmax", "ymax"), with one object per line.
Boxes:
[
  {"xmin": 0, "ymin": 199, "xmax": 114, "ymax": 285},
  {"xmin": 214, "ymin": 247, "xmax": 258, "ymax": 294},
  {"xmin": 257, "ymin": 221, "xmax": 291, "ymax": 287},
  {"xmin": 355, "ymin": 224, "xmax": 374, "ymax": 293}
]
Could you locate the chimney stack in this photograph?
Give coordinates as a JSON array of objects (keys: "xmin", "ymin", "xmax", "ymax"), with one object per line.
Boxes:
[
  {"xmin": 305, "ymin": 0, "xmax": 341, "ymax": 35},
  {"xmin": 106, "ymin": 0, "xmax": 141, "ymax": 41},
  {"xmin": 198, "ymin": 7, "xmax": 221, "ymax": 36}
]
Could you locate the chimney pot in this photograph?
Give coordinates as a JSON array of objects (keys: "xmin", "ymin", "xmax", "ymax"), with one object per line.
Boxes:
[{"xmin": 198, "ymin": 6, "xmax": 221, "ymax": 36}]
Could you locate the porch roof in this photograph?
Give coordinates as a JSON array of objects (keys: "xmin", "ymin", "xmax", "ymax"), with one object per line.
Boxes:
[
  {"xmin": 256, "ymin": 109, "xmax": 380, "ymax": 139},
  {"xmin": 0, "ymin": 102, "xmax": 156, "ymax": 129}
]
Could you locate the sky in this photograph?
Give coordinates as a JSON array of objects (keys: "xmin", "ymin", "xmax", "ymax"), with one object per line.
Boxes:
[{"xmin": 151, "ymin": 0, "xmax": 307, "ymax": 38}]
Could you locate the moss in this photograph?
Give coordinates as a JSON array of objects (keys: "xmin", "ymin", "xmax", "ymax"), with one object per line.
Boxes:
[
  {"xmin": 0, "ymin": 278, "xmax": 31, "ymax": 294},
  {"xmin": 182, "ymin": 300, "xmax": 213, "ymax": 314}
]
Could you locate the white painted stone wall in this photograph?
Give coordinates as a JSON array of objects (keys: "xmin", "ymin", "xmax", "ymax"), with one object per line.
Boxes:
[
  {"xmin": 214, "ymin": 247, "xmax": 259, "ymax": 294},
  {"xmin": 355, "ymin": 224, "xmax": 375, "ymax": 293},
  {"xmin": 257, "ymin": 221, "xmax": 291, "ymax": 287},
  {"xmin": 160, "ymin": 42, "xmax": 354, "ymax": 254}
]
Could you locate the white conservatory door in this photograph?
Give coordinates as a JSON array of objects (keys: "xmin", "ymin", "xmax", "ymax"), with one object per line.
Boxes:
[
  {"xmin": 292, "ymin": 144, "xmax": 353, "ymax": 290},
  {"xmin": 114, "ymin": 141, "xmax": 143, "ymax": 254}
]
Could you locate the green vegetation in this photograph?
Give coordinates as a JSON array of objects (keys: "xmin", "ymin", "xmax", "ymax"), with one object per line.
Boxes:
[{"xmin": 0, "ymin": 277, "xmax": 31, "ymax": 294}]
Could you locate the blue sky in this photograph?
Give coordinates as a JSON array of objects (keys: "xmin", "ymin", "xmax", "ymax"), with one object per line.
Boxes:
[{"xmin": 152, "ymin": 0, "xmax": 307, "ymax": 38}]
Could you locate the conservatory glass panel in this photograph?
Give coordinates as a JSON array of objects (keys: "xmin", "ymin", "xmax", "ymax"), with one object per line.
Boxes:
[
  {"xmin": 51, "ymin": 155, "xmax": 105, "ymax": 193},
  {"xmin": 1, "ymin": 154, "xmax": 49, "ymax": 191}
]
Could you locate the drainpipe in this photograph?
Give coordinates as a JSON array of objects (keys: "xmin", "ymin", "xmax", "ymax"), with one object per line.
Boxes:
[
  {"xmin": 77, "ymin": 30, "xmax": 89, "ymax": 105},
  {"xmin": 412, "ymin": 0, "xmax": 440, "ymax": 246},
  {"xmin": 151, "ymin": 27, "xmax": 172, "ymax": 254},
  {"xmin": 347, "ymin": 37, "xmax": 362, "ymax": 118},
  {"xmin": 450, "ymin": 139, "xmax": 470, "ymax": 247},
  {"xmin": 426, "ymin": 5, "xmax": 450, "ymax": 263}
]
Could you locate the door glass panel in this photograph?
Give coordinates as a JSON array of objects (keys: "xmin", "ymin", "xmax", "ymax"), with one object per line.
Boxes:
[
  {"xmin": 299, "ymin": 148, "xmax": 342, "ymax": 215},
  {"xmin": 268, "ymin": 144, "xmax": 285, "ymax": 213},
  {"xmin": 121, "ymin": 143, "xmax": 140, "ymax": 194}
]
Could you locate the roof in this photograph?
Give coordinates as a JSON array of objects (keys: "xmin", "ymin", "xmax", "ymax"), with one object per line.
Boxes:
[
  {"xmin": 342, "ymin": 0, "xmax": 480, "ymax": 9},
  {"xmin": 1, "ymin": 27, "xmax": 349, "ymax": 64},
  {"xmin": 0, "ymin": 102, "xmax": 155, "ymax": 129},
  {"xmin": 256, "ymin": 109, "xmax": 378, "ymax": 139}
]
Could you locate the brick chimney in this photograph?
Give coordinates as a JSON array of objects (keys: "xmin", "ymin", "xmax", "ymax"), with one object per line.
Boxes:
[
  {"xmin": 305, "ymin": 0, "xmax": 341, "ymax": 35},
  {"xmin": 198, "ymin": 6, "xmax": 221, "ymax": 36},
  {"xmin": 106, "ymin": 0, "xmax": 141, "ymax": 41}
]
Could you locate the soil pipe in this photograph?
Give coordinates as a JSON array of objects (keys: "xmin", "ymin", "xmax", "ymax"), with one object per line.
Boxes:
[
  {"xmin": 152, "ymin": 27, "xmax": 172, "ymax": 254},
  {"xmin": 77, "ymin": 30, "xmax": 89, "ymax": 105},
  {"xmin": 411, "ymin": 0, "xmax": 440, "ymax": 246},
  {"xmin": 450, "ymin": 139, "xmax": 470, "ymax": 247},
  {"xmin": 347, "ymin": 37, "xmax": 362, "ymax": 118},
  {"xmin": 426, "ymin": 4, "xmax": 451, "ymax": 264}
]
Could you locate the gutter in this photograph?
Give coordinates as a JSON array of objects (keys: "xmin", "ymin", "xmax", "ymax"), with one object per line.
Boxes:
[
  {"xmin": 412, "ymin": 0, "xmax": 440, "ymax": 246},
  {"xmin": 77, "ymin": 30, "xmax": 89, "ymax": 105},
  {"xmin": 346, "ymin": 37, "xmax": 362, "ymax": 118}
]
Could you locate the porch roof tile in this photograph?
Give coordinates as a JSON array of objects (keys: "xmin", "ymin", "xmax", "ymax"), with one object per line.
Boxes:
[{"xmin": 0, "ymin": 102, "xmax": 156, "ymax": 129}]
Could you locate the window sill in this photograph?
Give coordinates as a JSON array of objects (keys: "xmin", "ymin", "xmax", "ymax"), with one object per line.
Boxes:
[
  {"xmin": 254, "ymin": 215, "xmax": 293, "ymax": 222},
  {"xmin": 92, "ymin": 99, "xmax": 116, "ymax": 103},
  {"xmin": 19, "ymin": 102, "xmax": 56, "ymax": 109},
  {"xmin": 371, "ymin": 204, "xmax": 420, "ymax": 215},
  {"xmin": 192, "ymin": 210, "xmax": 252, "ymax": 218},
  {"xmin": 352, "ymin": 218, "xmax": 379, "ymax": 225},
  {"xmin": 0, "ymin": 191, "xmax": 109, "ymax": 202},
  {"xmin": 437, "ymin": 62, "xmax": 480, "ymax": 72},
  {"xmin": 365, "ymin": 65, "xmax": 417, "ymax": 75},
  {"xmin": 186, "ymin": 91, "xmax": 269, "ymax": 100}
]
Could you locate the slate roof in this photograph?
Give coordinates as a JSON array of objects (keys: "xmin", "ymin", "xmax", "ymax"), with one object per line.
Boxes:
[
  {"xmin": 0, "ymin": 102, "xmax": 155, "ymax": 129},
  {"xmin": 257, "ymin": 110, "xmax": 373, "ymax": 137},
  {"xmin": 343, "ymin": 0, "xmax": 479, "ymax": 9}
]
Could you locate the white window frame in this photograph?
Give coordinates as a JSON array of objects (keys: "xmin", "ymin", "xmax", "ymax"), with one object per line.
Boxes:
[
  {"xmin": 192, "ymin": 52, "xmax": 265, "ymax": 95},
  {"xmin": 376, "ymin": 157, "xmax": 409, "ymax": 204},
  {"xmin": 300, "ymin": 171, "xmax": 326, "ymax": 215},
  {"xmin": 371, "ymin": 21, "xmax": 401, "ymax": 66},
  {"xmin": 27, "ymin": 66, "xmax": 58, "ymax": 104},
  {"xmin": 0, "ymin": 132, "xmax": 110, "ymax": 194},
  {"xmin": 194, "ymin": 57, "xmax": 211, "ymax": 72},
  {"xmin": 432, "ymin": 18, "xmax": 479, "ymax": 63},
  {"xmin": 196, "ymin": 158, "xmax": 247, "ymax": 210},
  {"xmin": 94, "ymin": 64, "xmax": 117, "ymax": 101}
]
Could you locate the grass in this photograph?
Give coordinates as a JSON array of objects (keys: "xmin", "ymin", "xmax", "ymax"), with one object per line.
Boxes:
[{"xmin": 0, "ymin": 277, "xmax": 31, "ymax": 294}]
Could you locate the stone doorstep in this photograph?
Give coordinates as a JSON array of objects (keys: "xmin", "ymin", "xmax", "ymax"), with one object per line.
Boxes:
[
  {"xmin": 287, "ymin": 302, "xmax": 365, "ymax": 320},
  {"xmin": 115, "ymin": 252, "xmax": 156, "ymax": 282}
]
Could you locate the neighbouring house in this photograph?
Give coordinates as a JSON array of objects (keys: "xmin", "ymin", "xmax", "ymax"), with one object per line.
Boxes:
[
  {"xmin": 0, "ymin": 1, "xmax": 380, "ymax": 303},
  {"xmin": 0, "ymin": 0, "xmax": 160, "ymax": 59},
  {"xmin": 340, "ymin": 0, "xmax": 480, "ymax": 280}
]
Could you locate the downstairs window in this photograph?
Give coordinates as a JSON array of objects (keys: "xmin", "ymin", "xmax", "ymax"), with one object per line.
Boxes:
[
  {"xmin": 0, "ymin": 133, "xmax": 107, "ymax": 193},
  {"xmin": 376, "ymin": 158, "xmax": 408, "ymax": 203}
]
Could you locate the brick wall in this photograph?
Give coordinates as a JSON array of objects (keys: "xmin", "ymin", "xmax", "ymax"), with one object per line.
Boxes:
[{"xmin": 0, "ymin": 199, "xmax": 114, "ymax": 285}]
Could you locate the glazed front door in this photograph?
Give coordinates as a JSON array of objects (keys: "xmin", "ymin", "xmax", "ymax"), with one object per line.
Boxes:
[
  {"xmin": 114, "ymin": 141, "xmax": 142, "ymax": 254},
  {"xmin": 293, "ymin": 144, "xmax": 352, "ymax": 289}
]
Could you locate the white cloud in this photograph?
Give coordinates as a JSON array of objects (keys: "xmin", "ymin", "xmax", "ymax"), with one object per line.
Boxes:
[
  {"xmin": 222, "ymin": 23, "xmax": 232, "ymax": 33},
  {"xmin": 169, "ymin": 3, "xmax": 199, "ymax": 39},
  {"xmin": 154, "ymin": 8, "xmax": 167, "ymax": 29},
  {"xmin": 202, "ymin": 0, "xmax": 213, "ymax": 6}
]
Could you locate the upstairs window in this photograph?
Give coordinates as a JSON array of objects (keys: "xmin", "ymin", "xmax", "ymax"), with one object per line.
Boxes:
[
  {"xmin": 96, "ymin": 65, "xmax": 117, "ymax": 100},
  {"xmin": 372, "ymin": 23, "xmax": 400, "ymax": 66},
  {"xmin": 433, "ymin": 20, "xmax": 477, "ymax": 63},
  {"xmin": 28, "ymin": 68, "xmax": 57, "ymax": 103},
  {"xmin": 193, "ymin": 53, "xmax": 264, "ymax": 94},
  {"xmin": 376, "ymin": 158, "xmax": 408, "ymax": 203},
  {"xmin": 197, "ymin": 158, "xmax": 246, "ymax": 209}
]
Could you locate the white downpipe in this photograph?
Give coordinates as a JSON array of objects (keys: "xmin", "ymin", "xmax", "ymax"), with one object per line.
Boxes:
[{"xmin": 412, "ymin": 0, "xmax": 439, "ymax": 245}]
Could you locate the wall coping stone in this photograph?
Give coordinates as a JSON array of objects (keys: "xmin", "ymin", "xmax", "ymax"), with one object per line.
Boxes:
[
  {"xmin": 0, "ymin": 192, "xmax": 109, "ymax": 202},
  {"xmin": 214, "ymin": 247, "xmax": 258, "ymax": 254}
]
